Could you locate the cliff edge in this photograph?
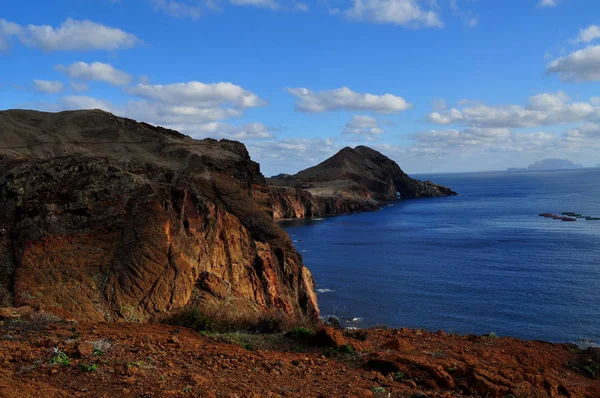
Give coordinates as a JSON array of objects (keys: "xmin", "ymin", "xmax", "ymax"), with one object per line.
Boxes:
[{"xmin": 0, "ymin": 109, "xmax": 318, "ymax": 323}]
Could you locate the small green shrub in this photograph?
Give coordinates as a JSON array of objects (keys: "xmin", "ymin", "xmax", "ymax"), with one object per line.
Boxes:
[
  {"xmin": 371, "ymin": 386, "xmax": 386, "ymax": 393},
  {"xmin": 393, "ymin": 371, "xmax": 405, "ymax": 381},
  {"xmin": 337, "ymin": 344, "xmax": 355, "ymax": 354},
  {"xmin": 79, "ymin": 363, "xmax": 98, "ymax": 372},
  {"xmin": 324, "ymin": 344, "xmax": 356, "ymax": 357},
  {"xmin": 50, "ymin": 348, "xmax": 70, "ymax": 366},
  {"xmin": 92, "ymin": 348, "xmax": 104, "ymax": 357},
  {"xmin": 242, "ymin": 343, "xmax": 256, "ymax": 351},
  {"xmin": 486, "ymin": 332, "xmax": 498, "ymax": 338},
  {"xmin": 287, "ymin": 327, "xmax": 315, "ymax": 341}
]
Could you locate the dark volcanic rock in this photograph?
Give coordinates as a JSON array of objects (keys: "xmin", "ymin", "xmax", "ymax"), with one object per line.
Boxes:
[
  {"xmin": 265, "ymin": 145, "xmax": 456, "ymax": 219},
  {"xmin": 0, "ymin": 109, "xmax": 318, "ymax": 322}
]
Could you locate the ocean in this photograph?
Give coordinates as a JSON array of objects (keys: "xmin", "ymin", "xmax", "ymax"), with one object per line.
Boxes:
[{"xmin": 280, "ymin": 168, "xmax": 600, "ymax": 345}]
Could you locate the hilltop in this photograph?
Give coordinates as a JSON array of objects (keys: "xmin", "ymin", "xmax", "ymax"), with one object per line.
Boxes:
[{"xmin": 265, "ymin": 146, "xmax": 456, "ymax": 219}]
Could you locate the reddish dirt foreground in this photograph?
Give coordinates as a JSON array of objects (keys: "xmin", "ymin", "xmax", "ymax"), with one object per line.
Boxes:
[{"xmin": 0, "ymin": 320, "xmax": 598, "ymax": 398}]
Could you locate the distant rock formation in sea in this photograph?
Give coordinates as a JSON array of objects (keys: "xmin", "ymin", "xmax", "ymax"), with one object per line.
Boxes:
[
  {"xmin": 264, "ymin": 146, "xmax": 457, "ymax": 220},
  {"xmin": 527, "ymin": 159, "xmax": 584, "ymax": 171},
  {"xmin": 508, "ymin": 159, "xmax": 584, "ymax": 172}
]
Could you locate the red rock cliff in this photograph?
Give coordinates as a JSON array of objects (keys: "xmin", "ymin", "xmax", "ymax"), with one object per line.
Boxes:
[{"xmin": 0, "ymin": 109, "xmax": 318, "ymax": 322}]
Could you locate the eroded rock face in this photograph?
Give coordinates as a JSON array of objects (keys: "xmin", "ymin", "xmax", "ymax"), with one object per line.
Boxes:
[{"xmin": 0, "ymin": 109, "xmax": 318, "ymax": 322}]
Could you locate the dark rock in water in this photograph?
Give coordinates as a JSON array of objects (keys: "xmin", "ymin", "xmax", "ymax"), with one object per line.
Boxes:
[
  {"xmin": 0, "ymin": 109, "xmax": 319, "ymax": 323},
  {"xmin": 265, "ymin": 146, "xmax": 456, "ymax": 219},
  {"xmin": 327, "ymin": 315, "xmax": 341, "ymax": 329}
]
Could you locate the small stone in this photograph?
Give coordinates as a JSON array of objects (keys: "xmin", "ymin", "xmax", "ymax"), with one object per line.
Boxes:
[{"xmin": 76, "ymin": 342, "xmax": 93, "ymax": 357}]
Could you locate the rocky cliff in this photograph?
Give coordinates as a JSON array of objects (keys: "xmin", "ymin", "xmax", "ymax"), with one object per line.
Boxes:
[
  {"xmin": 266, "ymin": 146, "xmax": 456, "ymax": 219},
  {"xmin": 0, "ymin": 109, "xmax": 318, "ymax": 322}
]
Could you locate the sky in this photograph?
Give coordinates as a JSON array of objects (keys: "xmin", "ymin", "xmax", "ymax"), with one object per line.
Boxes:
[{"xmin": 1, "ymin": 0, "xmax": 600, "ymax": 176}]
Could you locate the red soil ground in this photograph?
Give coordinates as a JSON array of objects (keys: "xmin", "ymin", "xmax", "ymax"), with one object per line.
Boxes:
[{"xmin": 0, "ymin": 319, "xmax": 598, "ymax": 397}]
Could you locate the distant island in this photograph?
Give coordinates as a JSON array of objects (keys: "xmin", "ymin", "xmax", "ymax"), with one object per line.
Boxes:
[{"xmin": 507, "ymin": 158, "xmax": 584, "ymax": 172}]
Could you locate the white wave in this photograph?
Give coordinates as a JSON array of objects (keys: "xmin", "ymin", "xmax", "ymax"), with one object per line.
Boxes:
[{"xmin": 316, "ymin": 288, "xmax": 334, "ymax": 293}]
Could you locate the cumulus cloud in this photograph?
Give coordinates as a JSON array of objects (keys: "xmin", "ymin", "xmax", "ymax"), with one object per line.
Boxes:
[
  {"xmin": 59, "ymin": 95, "xmax": 115, "ymax": 111},
  {"xmin": 344, "ymin": 0, "xmax": 443, "ymax": 27},
  {"xmin": 247, "ymin": 138, "xmax": 339, "ymax": 175},
  {"xmin": 150, "ymin": 0, "xmax": 202, "ymax": 19},
  {"xmin": 0, "ymin": 18, "xmax": 139, "ymax": 51},
  {"xmin": 427, "ymin": 108, "xmax": 463, "ymax": 124},
  {"xmin": 427, "ymin": 92, "xmax": 600, "ymax": 128},
  {"xmin": 33, "ymin": 79, "xmax": 64, "ymax": 94},
  {"xmin": 573, "ymin": 25, "xmax": 600, "ymax": 44},
  {"xmin": 546, "ymin": 45, "xmax": 600, "ymax": 82},
  {"xmin": 55, "ymin": 62, "xmax": 132, "ymax": 86},
  {"xmin": 181, "ymin": 121, "xmax": 274, "ymax": 139},
  {"xmin": 342, "ymin": 115, "xmax": 384, "ymax": 141},
  {"xmin": 407, "ymin": 127, "xmax": 562, "ymax": 158},
  {"xmin": 287, "ymin": 86, "xmax": 412, "ymax": 114},
  {"xmin": 36, "ymin": 94, "xmax": 272, "ymax": 141},
  {"xmin": 125, "ymin": 81, "xmax": 266, "ymax": 109}
]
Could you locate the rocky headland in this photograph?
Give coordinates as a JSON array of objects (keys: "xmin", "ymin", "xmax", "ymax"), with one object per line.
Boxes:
[{"xmin": 265, "ymin": 146, "xmax": 457, "ymax": 220}]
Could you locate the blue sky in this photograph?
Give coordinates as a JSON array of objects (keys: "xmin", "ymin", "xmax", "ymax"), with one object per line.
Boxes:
[{"xmin": 1, "ymin": 0, "xmax": 600, "ymax": 175}]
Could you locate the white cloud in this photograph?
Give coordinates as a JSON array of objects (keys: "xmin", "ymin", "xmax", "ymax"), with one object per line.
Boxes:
[
  {"xmin": 195, "ymin": 121, "xmax": 274, "ymax": 139},
  {"xmin": 0, "ymin": 19, "xmax": 22, "ymax": 50},
  {"xmin": 125, "ymin": 81, "xmax": 266, "ymax": 109},
  {"xmin": 35, "ymin": 94, "xmax": 272, "ymax": 141},
  {"xmin": 407, "ymin": 127, "xmax": 563, "ymax": 158},
  {"xmin": 538, "ymin": 0, "xmax": 561, "ymax": 7},
  {"xmin": 247, "ymin": 138, "xmax": 339, "ymax": 175},
  {"xmin": 287, "ymin": 86, "xmax": 412, "ymax": 114},
  {"xmin": 427, "ymin": 92, "xmax": 600, "ymax": 128},
  {"xmin": 342, "ymin": 115, "xmax": 384, "ymax": 141},
  {"xmin": 151, "ymin": 0, "xmax": 203, "ymax": 19},
  {"xmin": 0, "ymin": 18, "xmax": 139, "ymax": 51},
  {"xmin": 573, "ymin": 25, "xmax": 600, "ymax": 44},
  {"xmin": 33, "ymin": 79, "xmax": 64, "ymax": 94},
  {"xmin": 59, "ymin": 95, "xmax": 115, "ymax": 111},
  {"xmin": 567, "ymin": 122, "xmax": 600, "ymax": 139},
  {"xmin": 427, "ymin": 108, "xmax": 463, "ymax": 124},
  {"xmin": 55, "ymin": 62, "xmax": 132, "ymax": 86},
  {"xmin": 547, "ymin": 45, "xmax": 600, "ymax": 82},
  {"xmin": 344, "ymin": 0, "xmax": 443, "ymax": 28}
]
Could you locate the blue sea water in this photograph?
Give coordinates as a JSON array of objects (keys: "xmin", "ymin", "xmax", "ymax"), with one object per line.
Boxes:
[{"xmin": 280, "ymin": 168, "xmax": 600, "ymax": 345}]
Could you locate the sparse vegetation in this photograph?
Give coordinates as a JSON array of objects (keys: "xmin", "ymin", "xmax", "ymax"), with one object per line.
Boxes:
[
  {"xmin": 486, "ymin": 332, "xmax": 498, "ymax": 338},
  {"xmin": 324, "ymin": 344, "xmax": 356, "ymax": 358},
  {"xmin": 79, "ymin": 363, "xmax": 98, "ymax": 372},
  {"xmin": 569, "ymin": 356, "xmax": 600, "ymax": 379},
  {"xmin": 287, "ymin": 327, "xmax": 316, "ymax": 341},
  {"xmin": 164, "ymin": 305, "xmax": 314, "ymax": 334},
  {"xmin": 394, "ymin": 371, "xmax": 405, "ymax": 381},
  {"xmin": 371, "ymin": 386, "xmax": 386, "ymax": 393},
  {"xmin": 49, "ymin": 348, "xmax": 70, "ymax": 366}
]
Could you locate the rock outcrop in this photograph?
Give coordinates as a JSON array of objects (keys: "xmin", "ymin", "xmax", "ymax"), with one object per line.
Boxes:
[
  {"xmin": 0, "ymin": 109, "xmax": 318, "ymax": 322},
  {"xmin": 266, "ymin": 145, "xmax": 456, "ymax": 219}
]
